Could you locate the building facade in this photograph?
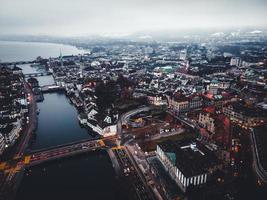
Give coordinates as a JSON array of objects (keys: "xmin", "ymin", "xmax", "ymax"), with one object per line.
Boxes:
[
  {"xmin": 223, "ymin": 102, "xmax": 267, "ymax": 128},
  {"xmin": 0, "ymin": 134, "xmax": 5, "ymax": 155},
  {"xmin": 156, "ymin": 139, "xmax": 219, "ymax": 192}
]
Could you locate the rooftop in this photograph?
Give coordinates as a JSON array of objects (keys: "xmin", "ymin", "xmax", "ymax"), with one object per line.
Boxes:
[
  {"xmin": 158, "ymin": 139, "xmax": 219, "ymax": 177},
  {"xmin": 229, "ymin": 101, "xmax": 267, "ymax": 118}
]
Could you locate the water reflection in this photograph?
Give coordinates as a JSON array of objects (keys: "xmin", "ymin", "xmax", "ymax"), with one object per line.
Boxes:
[{"xmin": 30, "ymin": 93, "xmax": 93, "ymax": 150}]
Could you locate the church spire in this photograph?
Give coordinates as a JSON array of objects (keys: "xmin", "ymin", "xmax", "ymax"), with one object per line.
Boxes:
[{"xmin": 60, "ymin": 49, "xmax": 63, "ymax": 67}]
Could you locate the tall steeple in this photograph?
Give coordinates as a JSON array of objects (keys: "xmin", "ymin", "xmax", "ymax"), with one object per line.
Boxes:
[
  {"xmin": 60, "ymin": 49, "xmax": 63, "ymax": 67},
  {"xmin": 79, "ymin": 55, "xmax": 84, "ymax": 78}
]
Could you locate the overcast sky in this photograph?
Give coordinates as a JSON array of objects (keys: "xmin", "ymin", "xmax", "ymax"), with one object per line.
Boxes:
[{"xmin": 0, "ymin": 0, "xmax": 267, "ymax": 36}]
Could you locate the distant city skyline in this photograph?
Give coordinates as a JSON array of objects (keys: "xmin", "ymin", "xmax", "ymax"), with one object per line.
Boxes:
[{"xmin": 0, "ymin": 0, "xmax": 267, "ymax": 36}]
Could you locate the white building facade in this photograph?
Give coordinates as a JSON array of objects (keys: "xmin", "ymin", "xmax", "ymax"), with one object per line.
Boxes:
[{"xmin": 157, "ymin": 144, "xmax": 208, "ymax": 192}]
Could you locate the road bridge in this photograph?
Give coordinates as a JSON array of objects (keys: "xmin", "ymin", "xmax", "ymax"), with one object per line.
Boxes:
[
  {"xmin": 24, "ymin": 139, "xmax": 106, "ymax": 167},
  {"xmin": 0, "ymin": 61, "xmax": 33, "ymax": 65},
  {"xmin": 24, "ymin": 72, "xmax": 52, "ymax": 78},
  {"xmin": 41, "ymin": 85, "xmax": 64, "ymax": 93}
]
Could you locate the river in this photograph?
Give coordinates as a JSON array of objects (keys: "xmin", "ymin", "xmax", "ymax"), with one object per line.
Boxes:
[
  {"xmin": 15, "ymin": 71, "xmax": 124, "ymax": 200},
  {"xmin": 17, "ymin": 152, "xmax": 121, "ymax": 200},
  {"xmin": 0, "ymin": 41, "xmax": 126, "ymax": 200}
]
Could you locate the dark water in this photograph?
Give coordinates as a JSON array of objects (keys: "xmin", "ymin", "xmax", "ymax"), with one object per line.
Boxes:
[
  {"xmin": 16, "ymin": 152, "xmax": 121, "ymax": 200},
  {"xmin": 21, "ymin": 64, "xmax": 94, "ymax": 149},
  {"xmin": 16, "ymin": 76, "xmax": 122, "ymax": 200},
  {"xmin": 14, "ymin": 56, "xmax": 124, "ymax": 199},
  {"xmin": 15, "ymin": 90, "xmax": 123, "ymax": 200},
  {"xmin": 31, "ymin": 93, "xmax": 93, "ymax": 150}
]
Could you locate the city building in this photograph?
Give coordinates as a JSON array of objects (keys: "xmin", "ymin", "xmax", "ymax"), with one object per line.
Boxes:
[
  {"xmin": 166, "ymin": 93, "xmax": 189, "ymax": 113},
  {"xmin": 167, "ymin": 93, "xmax": 202, "ymax": 113},
  {"xmin": 157, "ymin": 139, "xmax": 220, "ymax": 192},
  {"xmin": 0, "ymin": 67, "xmax": 25, "ymax": 153},
  {"xmin": 0, "ymin": 134, "xmax": 5, "ymax": 155},
  {"xmin": 147, "ymin": 93, "xmax": 167, "ymax": 106},
  {"xmin": 202, "ymin": 92, "xmax": 233, "ymax": 108},
  {"xmin": 198, "ymin": 109, "xmax": 231, "ymax": 148},
  {"xmin": 179, "ymin": 50, "xmax": 187, "ymax": 60},
  {"xmin": 230, "ymin": 57, "xmax": 242, "ymax": 67},
  {"xmin": 0, "ymin": 120, "xmax": 21, "ymax": 145},
  {"xmin": 188, "ymin": 94, "xmax": 203, "ymax": 110},
  {"xmin": 223, "ymin": 101, "xmax": 267, "ymax": 128}
]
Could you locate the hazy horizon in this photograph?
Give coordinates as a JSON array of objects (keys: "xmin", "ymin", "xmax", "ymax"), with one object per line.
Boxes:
[{"xmin": 1, "ymin": 0, "xmax": 267, "ymax": 37}]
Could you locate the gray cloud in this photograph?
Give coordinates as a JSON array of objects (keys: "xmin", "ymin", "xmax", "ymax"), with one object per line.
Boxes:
[{"xmin": 0, "ymin": 0, "xmax": 267, "ymax": 36}]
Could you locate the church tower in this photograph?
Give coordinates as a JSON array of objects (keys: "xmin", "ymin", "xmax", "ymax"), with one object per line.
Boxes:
[{"xmin": 60, "ymin": 49, "xmax": 63, "ymax": 67}]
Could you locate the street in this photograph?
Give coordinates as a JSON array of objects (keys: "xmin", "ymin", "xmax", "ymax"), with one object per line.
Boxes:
[{"xmin": 113, "ymin": 147, "xmax": 155, "ymax": 200}]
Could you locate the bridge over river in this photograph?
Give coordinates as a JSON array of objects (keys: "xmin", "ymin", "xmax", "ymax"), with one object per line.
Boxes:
[
  {"xmin": 0, "ymin": 138, "xmax": 108, "ymax": 174},
  {"xmin": 24, "ymin": 139, "xmax": 106, "ymax": 167},
  {"xmin": 41, "ymin": 84, "xmax": 64, "ymax": 93},
  {"xmin": 24, "ymin": 72, "xmax": 52, "ymax": 78},
  {"xmin": 0, "ymin": 136, "xmax": 117, "ymax": 200}
]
